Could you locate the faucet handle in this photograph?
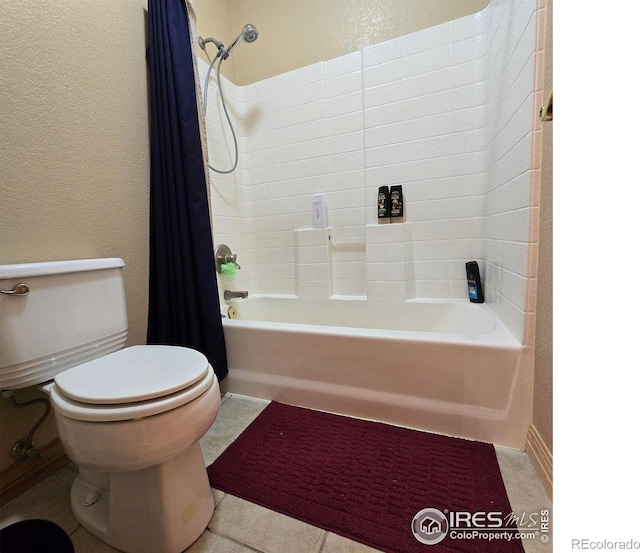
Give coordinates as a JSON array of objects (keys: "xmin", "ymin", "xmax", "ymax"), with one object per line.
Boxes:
[
  {"xmin": 215, "ymin": 244, "xmax": 241, "ymax": 273},
  {"xmin": 225, "ymin": 253, "xmax": 241, "ymax": 269}
]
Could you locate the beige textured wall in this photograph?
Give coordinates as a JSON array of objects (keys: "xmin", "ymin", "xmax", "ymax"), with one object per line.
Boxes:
[
  {"xmin": 0, "ymin": 0, "xmax": 150, "ymax": 472},
  {"xmin": 533, "ymin": 0, "xmax": 553, "ymax": 454},
  {"xmin": 193, "ymin": 0, "xmax": 489, "ymax": 85}
]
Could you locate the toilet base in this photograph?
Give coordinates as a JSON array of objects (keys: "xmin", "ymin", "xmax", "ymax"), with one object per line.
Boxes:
[{"xmin": 70, "ymin": 442, "xmax": 214, "ymax": 553}]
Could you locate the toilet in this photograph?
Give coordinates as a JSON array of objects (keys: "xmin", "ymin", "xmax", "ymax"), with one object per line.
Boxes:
[{"xmin": 0, "ymin": 258, "xmax": 221, "ymax": 553}]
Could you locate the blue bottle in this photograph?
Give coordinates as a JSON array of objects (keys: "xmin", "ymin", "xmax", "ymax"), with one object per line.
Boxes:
[{"xmin": 465, "ymin": 261, "xmax": 484, "ymax": 303}]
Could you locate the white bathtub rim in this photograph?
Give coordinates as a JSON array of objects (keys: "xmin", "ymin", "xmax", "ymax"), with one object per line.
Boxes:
[{"xmin": 222, "ymin": 295, "xmax": 520, "ymax": 348}]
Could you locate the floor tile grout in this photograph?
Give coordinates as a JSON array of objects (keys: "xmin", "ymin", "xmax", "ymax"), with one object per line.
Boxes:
[
  {"xmin": 316, "ymin": 530, "xmax": 329, "ymax": 553},
  {"xmin": 210, "ymin": 529, "xmax": 272, "ymax": 553}
]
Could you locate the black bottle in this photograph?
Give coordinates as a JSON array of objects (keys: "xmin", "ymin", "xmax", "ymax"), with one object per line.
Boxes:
[
  {"xmin": 378, "ymin": 186, "xmax": 390, "ymax": 219},
  {"xmin": 390, "ymin": 185, "xmax": 403, "ymax": 218},
  {"xmin": 465, "ymin": 261, "xmax": 484, "ymax": 303}
]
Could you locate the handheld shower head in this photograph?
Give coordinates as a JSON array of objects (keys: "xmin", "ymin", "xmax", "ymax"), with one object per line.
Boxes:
[
  {"xmin": 242, "ymin": 24, "xmax": 259, "ymax": 44},
  {"xmin": 222, "ymin": 24, "xmax": 259, "ymax": 59}
]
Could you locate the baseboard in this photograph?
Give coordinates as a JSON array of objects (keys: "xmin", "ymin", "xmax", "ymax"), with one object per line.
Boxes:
[
  {"xmin": 525, "ymin": 424, "xmax": 552, "ymax": 500},
  {"xmin": 0, "ymin": 439, "xmax": 70, "ymax": 505}
]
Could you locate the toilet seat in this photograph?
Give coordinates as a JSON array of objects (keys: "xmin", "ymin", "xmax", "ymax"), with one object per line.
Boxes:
[
  {"xmin": 54, "ymin": 345, "xmax": 210, "ymax": 404},
  {"xmin": 50, "ymin": 346, "xmax": 216, "ymax": 423}
]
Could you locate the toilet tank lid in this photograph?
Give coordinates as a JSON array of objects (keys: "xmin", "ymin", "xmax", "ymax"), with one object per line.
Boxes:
[{"xmin": 0, "ymin": 258, "xmax": 124, "ymax": 279}]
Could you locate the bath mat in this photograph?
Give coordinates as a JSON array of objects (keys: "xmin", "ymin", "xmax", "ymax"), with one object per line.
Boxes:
[{"xmin": 207, "ymin": 402, "xmax": 525, "ymax": 553}]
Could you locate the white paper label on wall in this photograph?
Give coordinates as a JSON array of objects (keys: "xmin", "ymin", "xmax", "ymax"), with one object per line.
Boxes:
[{"xmin": 311, "ymin": 194, "xmax": 328, "ymax": 229}]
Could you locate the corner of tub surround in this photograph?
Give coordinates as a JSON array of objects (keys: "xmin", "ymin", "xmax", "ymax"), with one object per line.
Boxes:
[
  {"xmin": 485, "ymin": 296, "xmax": 526, "ymax": 346},
  {"xmin": 486, "ymin": 343, "xmax": 533, "ymax": 449}
]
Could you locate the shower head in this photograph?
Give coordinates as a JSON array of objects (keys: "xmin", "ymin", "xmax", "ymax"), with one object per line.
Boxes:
[
  {"xmin": 221, "ymin": 24, "xmax": 259, "ymax": 59},
  {"xmin": 241, "ymin": 24, "xmax": 259, "ymax": 43}
]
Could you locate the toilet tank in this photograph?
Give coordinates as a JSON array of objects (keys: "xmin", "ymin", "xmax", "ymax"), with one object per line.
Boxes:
[{"xmin": 0, "ymin": 258, "xmax": 128, "ymax": 390}]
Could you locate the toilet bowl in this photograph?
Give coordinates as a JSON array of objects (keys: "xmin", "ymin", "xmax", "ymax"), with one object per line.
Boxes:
[
  {"xmin": 49, "ymin": 346, "xmax": 221, "ymax": 553},
  {"xmin": 0, "ymin": 259, "xmax": 223, "ymax": 553}
]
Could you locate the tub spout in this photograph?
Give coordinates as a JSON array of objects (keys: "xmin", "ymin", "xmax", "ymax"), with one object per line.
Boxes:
[{"xmin": 224, "ymin": 290, "xmax": 248, "ymax": 300}]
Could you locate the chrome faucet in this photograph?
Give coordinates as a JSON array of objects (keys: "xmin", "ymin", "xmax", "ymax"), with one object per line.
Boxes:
[{"xmin": 224, "ymin": 290, "xmax": 248, "ymax": 300}]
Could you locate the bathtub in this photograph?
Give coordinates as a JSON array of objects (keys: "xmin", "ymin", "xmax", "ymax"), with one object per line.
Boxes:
[{"xmin": 221, "ymin": 295, "xmax": 533, "ymax": 448}]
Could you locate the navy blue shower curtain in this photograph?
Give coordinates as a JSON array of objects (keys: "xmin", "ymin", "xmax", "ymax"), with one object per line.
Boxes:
[{"xmin": 146, "ymin": 0, "xmax": 228, "ymax": 381}]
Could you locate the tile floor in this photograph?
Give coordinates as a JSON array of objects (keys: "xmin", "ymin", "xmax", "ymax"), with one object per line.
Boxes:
[{"xmin": 0, "ymin": 395, "xmax": 552, "ymax": 552}]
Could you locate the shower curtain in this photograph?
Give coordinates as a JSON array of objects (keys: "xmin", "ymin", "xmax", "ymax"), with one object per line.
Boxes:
[{"xmin": 146, "ymin": 0, "xmax": 228, "ymax": 381}]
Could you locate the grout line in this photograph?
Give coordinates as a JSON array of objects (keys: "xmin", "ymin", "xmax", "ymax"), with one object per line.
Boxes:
[
  {"xmin": 210, "ymin": 529, "xmax": 270, "ymax": 553},
  {"xmin": 67, "ymin": 522, "xmax": 83, "ymax": 539},
  {"xmin": 213, "ymin": 490, "xmax": 229, "ymax": 507},
  {"xmin": 316, "ymin": 531, "xmax": 329, "ymax": 553}
]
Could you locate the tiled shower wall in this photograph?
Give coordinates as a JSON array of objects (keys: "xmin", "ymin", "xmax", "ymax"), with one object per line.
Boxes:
[{"xmin": 201, "ymin": 0, "xmax": 540, "ymax": 343}]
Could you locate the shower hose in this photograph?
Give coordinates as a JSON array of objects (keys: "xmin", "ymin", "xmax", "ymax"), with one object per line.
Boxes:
[{"xmin": 203, "ymin": 53, "xmax": 239, "ymax": 174}]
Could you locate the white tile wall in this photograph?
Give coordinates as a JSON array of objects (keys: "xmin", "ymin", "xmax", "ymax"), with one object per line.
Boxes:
[
  {"xmin": 365, "ymin": 223, "xmax": 415, "ymax": 300},
  {"xmin": 200, "ymin": 0, "xmax": 539, "ymax": 342},
  {"xmin": 296, "ymin": 228, "xmax": 333, "ymax": 298},
  {"xmin": 482, "ymin": 0, "xmax": 539, "ymax": 342}
]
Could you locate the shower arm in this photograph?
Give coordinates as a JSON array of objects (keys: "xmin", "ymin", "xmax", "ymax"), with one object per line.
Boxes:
[{"xmin": 198, "ymin": 36, "xmax": 224, "ymax": 55}]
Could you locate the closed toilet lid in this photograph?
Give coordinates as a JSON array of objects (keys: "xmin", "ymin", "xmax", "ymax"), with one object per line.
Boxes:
[
  {"xmin": 54, "ymin": 345, "xmax": 210, "ymax": 405},
  {"xmin": 50, "ymin": 365, "xmax": 216, "ymax": 422}
]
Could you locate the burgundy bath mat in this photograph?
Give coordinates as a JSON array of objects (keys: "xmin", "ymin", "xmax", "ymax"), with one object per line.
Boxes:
[{"xmin": 207, "ymin": 402, "xmax": 525, "ymax": 553}]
